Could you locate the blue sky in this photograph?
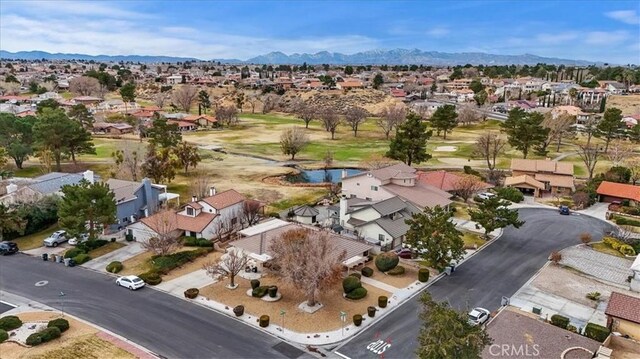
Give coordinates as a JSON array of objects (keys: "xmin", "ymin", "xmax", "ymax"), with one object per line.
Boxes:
[{"xmin": 1, "ymin": 1, "xmax": 638, "ymax": 63}]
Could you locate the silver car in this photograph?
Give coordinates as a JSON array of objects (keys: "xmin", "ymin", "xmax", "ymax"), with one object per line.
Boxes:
[{"xmin": 43, "ymin": 230, "xmax": 68, "ymax": 247}]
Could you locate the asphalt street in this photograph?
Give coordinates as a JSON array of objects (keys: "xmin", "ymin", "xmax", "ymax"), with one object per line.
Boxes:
[
  {"xmin": 0, "ymin": 253, "xmax": 310, "ymax": 359},
  {"xmin": 334, "ymin": 208, "xmax": 614, "ymax": 359}
]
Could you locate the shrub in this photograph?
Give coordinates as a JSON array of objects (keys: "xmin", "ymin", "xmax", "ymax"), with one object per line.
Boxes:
[
  {"xmin": 259, "ymin": 315, "xmax": 269, "ymax": 327},
  {"xmin": 615, "ymin": 217, "xmax": 640, "ymax": 227},
  {"xmin": 418, "ymin": 268, "xmax": 430, "ymax": 282},
  {"xmin": 619, "ymin": 244, "xmax": 636, "ymax": 256},
  {"xmin": 579, "ymin": 233, "xmax": 592, "ymax": 245},
  {"xmin": 550, "ymin": 314, "xmax": 570, "ymax": 329},
  {"xmin": 268, "ymin": 286, "xmax": 278, "ymax": 298},
  {"xmin": 586, "ymin": 292, "xmax": 601, "ymax": 301},
  {"xmin": 73, "ymin": 253, "xmax": 91, "ymax": 264},
  {"xmin": 106, "ymin": 261, "xmax": 123, "ymax": 273},
  {"xmin": 367, "ymin": 306, "xmax": 376, "ymax": 318},
  {"xmin": 26, "ymin": 333, "xmax": 42, "ymax": 346},
  {"xmin": 345, "ymin": 287, "xmax": 368, "ymax": 300},
  {"xmin": 267, "ymin": 212, "xmax": 280, "ymax": 218},
  {"xmin": 549, "ymin": 251, "xmax": 562, "ymax": 264},
  {"xmin": 463, "ymin": 165, "xmax": 482, "ymax": 178},
  {"xmin": 250, "ymin": 279, "xmax": 260, "ymax": 290},
  {"xmin": 496, "ymin": 187, "xmax": 524, "ymax": 203},
  {"xmin": 0, "ymin": 329, "xmax": 7, "ymax": 343},
  {"xmin": 604, "ymin": 237, "xmax": 623, "ymax": 250},
  {"xmin": 138, "ymin": 271, "xmax": 162, "ymax": 285},
  {"xmin": 252, "ymin": 286, "xmax": 269, "ymax": 298},
  {"xmin": 567, "ymin": 325, "xmax": 577, "ymax": 333},
  {"xmin": 361, "ymin": 267, "xmax": 374, "ymax": 277},
  {"xmin": 375, "ymin": 252, "xmax": 399, "ymax": 272},
  {"xmin": 387, "ymin": 265, "xmax": 405, "ymax": 276},
  {"xmin": 39, "ymin": 327, "xmax": 61, "ymax": 342},
  {"xmin": 151, "ymin": 249, "xmax": 208, "ymax": 274},
  {"xmin": 353, "ymin": 314, "xmax": 363, "ymax": 326},
  {"xmin": 233, "ymin": 305, "xmax": 244, "ymax": 316},
  {"xmin": 349, "ymin": 272, "xmax": 362, "ymax": 280},
  {"xmin": 64, "ymin": 248, "xmax": 84, "ymax": 259},
  {"xmin": 77, "ymin": 239, "xmax": 108, "ymax": 253},
  {"xmin": 125, "ymin": 233, "xmax": 134, "ymax": 242},
  {"xmin": 0, "ymin": 315, "xmax": 22, "ymax": 331},
  {"xmin": 47, "ymin": 318, "xmax": 69, "ymax": 333},
  {"xmin": 378, "ymin": 296, "xmax": 388, "ymax": 308},
  {"xmin": 182, "ymin": 237, "xmax": 214, "ymax": 247},
  {"xmin": 184, "ymin": 288, "xmax": 199, "ymax": 299},
  {"xmin": 584, "ymin": 322, "xmax": 610, "ymax": 342},
  {"xmin": 343, "ymin": 276, "xmax": 362, "ymax": 293}
]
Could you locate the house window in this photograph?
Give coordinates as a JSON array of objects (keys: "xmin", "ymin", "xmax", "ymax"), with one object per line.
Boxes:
[
  {"xmin": 186, "ymin": 207, "xmax": 194, "ymax": 216},
  {"xmin": 366, "ymin": 197, "xmax": 372, "ymax": 201},
  {"xmin": 350, "ymin": 194, "xmax": 356, "ymax": 199},
  {"xmin": 231, "ymin": 217, "xmax": 237, "ymax": 226},
  {"xmin": 189, "ymin": 231, "xmax": 196, "ymax": 238},
  {"xmin": 371, "ymin": 185, "xmax": 378, "ymax": 191},
  {"xmin": 122, "ymin": 217, "xmax": 129, "ymax": 223},
  {"xmin": 378, "ymin": 234, "xmax": 385, "ymax": 242}
]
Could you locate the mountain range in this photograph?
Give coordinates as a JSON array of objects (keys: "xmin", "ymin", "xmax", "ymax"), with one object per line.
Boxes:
[{"xmin": 0, "ymin": 49, "xmax": 596, "ymax": 66}]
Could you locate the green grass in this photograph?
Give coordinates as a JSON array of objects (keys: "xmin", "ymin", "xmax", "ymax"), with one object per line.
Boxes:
[
  {"xmin": 13, "ymin": 165, "xmax": 44, "ymax": 178},
  {"xmin": 591, "ymin": 242, "xmax": 625, "ymax": 258},
  {"xmin": 87, "ymin": 241, "xmax": 125, "ymax": 258},
  {"xmin": 267, "ymin": 189, "xmax": 327, "ymax": 211},
  {"xmin": 12, "ymin": 223, "xmax": 59, "ymax": 250},
  {"xmin": 462, "ymin": 231, "xmax": 485, "ymax": 249}
]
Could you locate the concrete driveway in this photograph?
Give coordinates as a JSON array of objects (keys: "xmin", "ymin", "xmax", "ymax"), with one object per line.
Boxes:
[
  {"xmin": 82, "ymin": 241, "xmax": 145, "ymax": 272},
  {"xmin": 23, "ymin": 243, "xmax": 70, "ymax": 257}
]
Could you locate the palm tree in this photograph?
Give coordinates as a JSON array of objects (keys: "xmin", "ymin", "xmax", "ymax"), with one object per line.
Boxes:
[
  {"xmin": 622, "ymin": 69, "xmax": 635, "ymax": 90},
  {"xmin": 0, "ymin": 204, "xmax": 25, "ymax": 241},
  {"xmin": 568, "ymin": 88, "xmax": 578, "ymax": 106}
]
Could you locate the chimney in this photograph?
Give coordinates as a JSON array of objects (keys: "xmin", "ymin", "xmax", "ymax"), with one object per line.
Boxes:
[
  {"xmin": 191, "ymin": 195, "xmax": 197, "ymax": 202},
  {"xmin": 209, "ymin": 186, "xmax": 216, "ymax": 196},
  {"xmin": 339, "ymin": 195, "xmax": 348, "ymax": 226},
  {"xmin": 6, "ymin": 183, "xmax": 18, "ymax": 194},
  {"xmin": 341, "ymin": 169, "xmax": 348, "ymax": 179},
  {"xmin": 83, "ymin": 170, "xmax": 94, "ymax": 184},
  {"xmin": 259, "ymin": 232, "xmax": 265, "ymax": 254}
]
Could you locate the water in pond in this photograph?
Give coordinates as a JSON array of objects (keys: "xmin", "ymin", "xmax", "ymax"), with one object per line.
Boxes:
[{"xmin": 285, "ymin": 168, "xmax": 362, "ymax": 183}]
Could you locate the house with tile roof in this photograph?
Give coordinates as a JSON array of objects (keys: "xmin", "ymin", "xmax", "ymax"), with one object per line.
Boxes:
[
  {"xmin": 416, "ymin": 170, "xmax": 492, "ymax": 194},
  {"xmin": 341, "ymin": 163, "xmax": 452, "ymax": 212},
  {"xmin": 506, "ymin": 158, "xmax": 575, "ymax": 197},
  {"xmin": 606, "ymin": 292, "xmax": 640, "ymax": 340},
  {"xmin": 597, "ymin": 181, "xmax": 640, "ymax": 205}
]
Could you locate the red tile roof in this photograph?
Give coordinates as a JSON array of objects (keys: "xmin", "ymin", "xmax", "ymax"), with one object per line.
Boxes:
[
  {"xmin": 417, "ymin": 170, "xmax": 492, "ymax": 192},
  {"xmin": 201, "ymin": 189, "xmax": 245, "ymax": 210},
  {"xmin": 140, "ymin": 210, "xmax": 217, "ymax": 234},
  {"xmin": 605, "ymin": 292, "xmax": 640, "ymax": 324},
  {"xmin": 597, "ymin": 181, "xmax": 640, "ymax": 202}
]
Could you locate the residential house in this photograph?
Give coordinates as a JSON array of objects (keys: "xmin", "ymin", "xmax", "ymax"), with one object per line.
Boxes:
[
  {"xmin": 605, "ymin": 292, "xmax": 640, "ymax": 340},
  {"xmin": 0, "ymin": 170, "xmax": 98, "ymax": 205},
  {"xmin": 107, "ymin": 178, "xmax": 174, "ymax": 231},
  {"xmin": 92, "ymin": 122, "xmax": 135, "ymax": 135},
  {"xmin": 182, "ymin": 114, "xmax": 218, "ymax": 128},
  {"xmin": 451, "ymin": 89, "xmax": 474, "ymax": 102},
  {"xmin": 339, "ymin": 195, "xmax": 420, "ymax": 249},
  {"xmin": 166, "ymin": 74, "xmax": 183, "ymax": 85},
  {"xmin": 341, "ymin": 163, "xmax": 452, "ymax": 210},
  {"xmin": 596, "ymin": 181, "xmax": 640, "ymax": 205},
  {"xmin": 230, "ymin": 223, "xmax": 373, "ymax": 269},
  {"xmin": 416, "ymin": 170, "xmax": 492, "ymax": 194},
  {"xmin": 167, "ymin": 119, "xmax": 198, "ymax": 132},
  {"xmin": 389, "ymin": 88, "xmax": 407, "ymax": 98},
  {"xmin": 292, "ymin": 205, "xmax": 319, "ymax": 225},
  {"xmin": 335, "ymin": 78, "xmax": 364, "ymax": 90},
  {"xmin": 506, "ymin": 159, "xmax": 575, "ymax": 196}
]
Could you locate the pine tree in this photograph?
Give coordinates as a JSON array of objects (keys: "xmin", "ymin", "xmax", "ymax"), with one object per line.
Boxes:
[{"xmin": 386, "ymin": 113, "xmax": 432, "ymax": 166}]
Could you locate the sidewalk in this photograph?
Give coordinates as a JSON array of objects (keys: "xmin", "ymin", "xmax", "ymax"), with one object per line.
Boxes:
[
  {"xmin": 82, "ymin": 241, "xmax": 145, "ymax": 271},
  {"xmin": 155, "ymin": 269, "xmax": 214, "ymax": 293}
]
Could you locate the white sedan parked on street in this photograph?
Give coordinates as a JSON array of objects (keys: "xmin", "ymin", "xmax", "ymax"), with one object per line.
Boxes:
[
  {"xmin": 116, "ymin": 275, "xmax": 146, "ymax": 290},
  {"xmin": 468, "ymin": 307, "xmax": 491, "ymax": 326}
]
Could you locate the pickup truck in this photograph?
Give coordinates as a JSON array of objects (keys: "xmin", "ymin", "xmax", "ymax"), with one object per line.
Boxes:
[{"xmin": 43, "ymin": 230, "xmax": 69, "ymax": 247}]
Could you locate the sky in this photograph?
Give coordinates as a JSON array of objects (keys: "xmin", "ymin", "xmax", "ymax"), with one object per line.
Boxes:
[{"xmin": 0, "ymin": 0, "xmax": 639, "ymax": 64}]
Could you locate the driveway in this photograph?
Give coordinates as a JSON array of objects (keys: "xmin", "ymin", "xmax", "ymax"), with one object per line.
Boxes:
[
  {"xmin": 81, "ymin": 241, "xmax": 145, "ymax": 272},
  {"xmin": 334, "ymin": 208, "xmax": 614, "ymax": 359},
  {"xmin": 23, "ymin": 243, "xmax": 70, "ymax": 257}
]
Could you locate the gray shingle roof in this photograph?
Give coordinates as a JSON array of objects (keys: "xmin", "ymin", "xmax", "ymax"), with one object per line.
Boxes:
[
  {"xmin": 28, "ymin": 172, "xmax": 97, "ymax": 195},
  {"xmin": 293, "ymin": 205, "xmax": 319, "ymax": 217},
  {"xmin": 375, "ymin": 216, "xmax": 411, "ymax": 239},
  {"xmin": 371, "ymin": 196, "xmax": 407, "ymax": 216}
]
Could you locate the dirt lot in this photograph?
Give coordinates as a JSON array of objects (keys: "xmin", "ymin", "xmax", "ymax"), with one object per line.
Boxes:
[
  {"xmin": 199, "ymin": 273, "xmax": 390, "ymax": 333},
  {"xmin": 0, "ymin": 312, "xmax": 134, "ymax": 359},
  {"xmin": 606, "ymin": 94, "xmax": 640, "ymax": 115}
]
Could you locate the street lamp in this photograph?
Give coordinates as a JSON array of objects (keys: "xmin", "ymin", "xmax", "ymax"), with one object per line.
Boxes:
[
  {"xmin": 59, "ymin": 291, "xmax": 65, "ymax": 317},
  {"xmin": 340, "ymin": 311, "xmax": 347, "ymax": 336}
]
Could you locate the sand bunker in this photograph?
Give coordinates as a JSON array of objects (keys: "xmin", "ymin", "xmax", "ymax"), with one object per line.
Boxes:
[{"xmin": 434, "ymin": 146, "xmax": 458, "ymax": 152}]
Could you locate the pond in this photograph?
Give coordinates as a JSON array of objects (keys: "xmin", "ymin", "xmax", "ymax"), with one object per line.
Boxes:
[{"xmin": 284, "ymin": 168, "xmax": 362, "ymax": 184}]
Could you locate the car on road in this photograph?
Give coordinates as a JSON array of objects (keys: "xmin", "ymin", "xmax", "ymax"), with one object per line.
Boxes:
[
  {"xmin": 559, "ymin": 205, "xmax": 570, "ymax": 215},
  {"xmin": 116, "ymin": 275, "xmax": 146, "ymax": 290},
  {"xmin": 68, "ymin": 233, "xmax": 90, "ymax": 246},
  {"xmin": 477, "ymin": 192, "xmax": 496, "ymax": 201},
  {"xmin": 43, "ymin": 230, "xmax": 69, "ymax": 247},
  {"xmin": 0, "ymin": 241, "xmax": 19, "ymax": 255},
  {"xmin": 468, "ymin": 307, "xmax": 491, "ymax": 326}
]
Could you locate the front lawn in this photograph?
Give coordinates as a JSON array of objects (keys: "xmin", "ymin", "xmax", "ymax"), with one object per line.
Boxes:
[
  {"xmin": 87, "ymin": 242, "xmax": 125, "ymax": 258},
  {"xmin": 118, "ymin": 246, "xmax": 217, "ymax": 279},
  {"xmin": 462, "ymin": 231, "xmax": 486, "ymax": 249},
  {"xmin": 11, "ymin": 224, "xmax": 59, "ymax": 250},
  {"xmin": 591, "ymin": 242, "xmax": 625, "ymax": 258}
]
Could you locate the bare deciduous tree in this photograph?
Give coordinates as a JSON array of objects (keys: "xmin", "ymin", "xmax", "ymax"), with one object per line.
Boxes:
[
  {"xmin": 141, "ymin": 210, "xmax": 180, "ymax": 256},
  {"xmin": 69, "ymin": 76, "xmax": 100, "ymax": 96},
  {"xmin": 542, "ymin": 113, "xmax": 576, "ymax": 152},
  {"xmin": 624, "ymin": 157, "xmax": 640, "ymax": 185},
  {"xmin": 344, "ymin": 106, "xmax": 368, "ymax": 137},
  {"xmin": 362, "ymin": 153, "xmax": 394, "ymax": 170},
  {"xmin": 172, "ymin": 85, "xmax": 198, "ymax": 112},
  {"xmin": 247, "ymin": 94, "xmax": 260, "ymax": 114},
  {"xmin": 280, "ymin": 127, "xmax": 309, "ymax": 160},
  {"xmin": 111, "ymin": 141, "xmax": 142, "ymax": 181},
  {"xmin": 203, "ymin": 247, "xmax": 250, "ymax": 289},
  {"xmin": 261, "ymin": 94, "xmax": 279, "ymax": 114},
  {"xmin": 377, "ymin": 105, "xmax": 407, "ymax": 139},
  {"xmin": 319, "ymin": 108, "xmax": 341, "ymax": 140},
  {"xmin": 268, "ymin": 228, "xmax": 346, "ymax": 306},
  {"xmin": 474, "ymin": 132, "xmax": 506, "ymax": 180},
  {"xmin": 457, "ymin": 105, "xmax": 480, "ymax": 126},
  {"xmin": 189, "ymin": 171, "xmax": 211, "ymax": 199},
  {"xmin": 575, "ymin": 142, "xmax": 602, "ymax": 180},
  {"xmin": 453, "ymin": 175, "xmax": 485, "ymax": 203},
  {"xmin": 295, "ymin": 100, "xmax": 316, "ymax": 128},
  {"xmin": 154, "ymin": 92, "xmax": 169, "ymax": 109},
  {"xmin": 606, "ymin": 140, "xmax": 634, "ymax": 166},
  {"xmin": 241, "ymin": 200, "xmax": 262, "ymax": 228},
  {"xmin": 215, "ymin": 105, "xmax": 239, "ymax": 128}
]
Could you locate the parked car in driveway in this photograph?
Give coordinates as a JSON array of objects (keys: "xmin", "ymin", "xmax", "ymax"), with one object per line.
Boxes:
[
  {"xmin": 68, "ymin": 233, "xmax": 90, "ymax": 246},
  {"xmin": 477, "ymin": 192, "xmax": 496, "ymax": 201},
  {"xmin": 468, "ymin": 307, "xmax": 491, "ymax": 326},
  {"xmin": 116, "ymin": 275, "xmax": 146, "ymax": 290},
  {"xmin": 0, "ymin": 241, "xmax": 19, "ymax": 255},
  {"xmin": 559, "ymin": 205, "xmax": 570, "ymax": 215},
  {"xmin": 43, "ymin": 230, "xmax": 69, "ymax": 247}
]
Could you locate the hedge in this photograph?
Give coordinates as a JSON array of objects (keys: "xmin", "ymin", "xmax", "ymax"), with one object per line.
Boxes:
[
  {"xmin": 47, "ymin": 318, "xmax": 69, "ymax": 333},
  {"xmin": 151, "ymin": 248, "xmax": 209, "ymax": 274},
  {"xmin": 375, "ymin": 252, "xmax": 399, "ymax": 272},
  {"xmin": 349, "ymin": 272, "xmax": 362, "ymax": 280},
  {"xmin": 138, "ymin": 271, "xmax": 162, "ymax": 285},
  {"xmin": 106, "ymin": 261, "xmax": 123, "ymax": 273},
  {"xmin": 584, "ymin": 322, "xmax": 610, "ymax": 342},
  {"xmin": 77, "ymin": 239, "xmax": 108, "ymax": 253},
  {"xmin": 0, "ymin": 329, "xmax": 7, "ymax": 343},
  {"xmin": 345, "ymin": 287, "xmax": 368, "ymax": 300},
  {"xmin": 0, "ymin": 315, "xmax": 22, "ymax": 331},
  {"xmin": 615, "ymin": 217, "xmax": 640, "ymax": 227},
  {"xmin": 26, "ymin": 333, "xmax": 42, "ymax": 346},
  {"xmin": 496, "ymin": 187, "xmax": 524, "ymax": 203},
  {"xmin": 73, "ymin": 253, "xmax": 91, "ymax": 265},
  {"xmin": 39, "ymin": 327, "xmax": 61, "ymax": 342},
  {"xmin": 64, "ymin": 248, "xmax": 84, "ymax": 259},
  {"xmin": 387, "ymin": 265, "xmax": 405, "ymax": 276},
  {"xmin": 252, "ymin": 286, "xmax": 269, "ymax": 298},
  {"xmin": 343, "ymin": 276, "xmax": 362, "ymax": 294},
  {"xmin": 550, "ymin": 314, "xmax": 570, "ymax": 329},
  {"xmin": 361, "ymin": 267, "xmax": 374, "ymax": 277},
  {"xmin": 181, "ymin": 237, "xmax": 214, "ymax": 247}
]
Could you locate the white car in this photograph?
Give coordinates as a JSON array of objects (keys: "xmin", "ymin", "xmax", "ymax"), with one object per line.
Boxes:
[
  {"xmin": 116, "ymin": 275, "xmax": 146, "ymax": 290},
  {"xmin": 43, "ymin": 230, "xmax": 69, "ymax": 247},
  {"xmin": 468, "ymin": 307, "xmax": 491, "ymax": 326},
  {"xmin": 477, "ymin": 192, "xmax": 496, "ymax": 201},
  {"xmin": 68, "ymin": 233, "xmax": 90, "ymax": 246}
]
